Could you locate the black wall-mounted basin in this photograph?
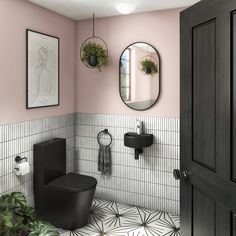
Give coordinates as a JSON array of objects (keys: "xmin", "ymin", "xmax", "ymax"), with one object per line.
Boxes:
[{"xmin": 124, "ymin": 132, "xmax": 153, "ymax": 159}]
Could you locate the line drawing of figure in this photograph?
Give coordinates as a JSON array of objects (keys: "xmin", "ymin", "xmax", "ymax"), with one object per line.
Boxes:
[{"xmin": 35, "ymin": 45, "xmax": 53, "ymax": 97}]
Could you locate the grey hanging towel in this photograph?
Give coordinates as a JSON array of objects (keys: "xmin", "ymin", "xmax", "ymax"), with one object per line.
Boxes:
[
  {"xmin": 104, "ymin": 145, "xmax": 112, "ymax": 175},
  {"xmin": 97, "ymin": 129, "xmax": 112, "ymax": 175},
  {"xmin": 98, "ymin": 144, "xmax": 104, "ymax": 173}
]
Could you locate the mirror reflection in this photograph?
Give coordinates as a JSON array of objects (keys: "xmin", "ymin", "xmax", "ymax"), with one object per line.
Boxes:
[{"xmin": 119, "ymin": 42, "xmax": 160, "ymax": 110}]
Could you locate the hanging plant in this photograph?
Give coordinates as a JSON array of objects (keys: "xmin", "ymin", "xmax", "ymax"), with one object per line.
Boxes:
[
  {"xmin": 0, "ymin": 192, "xmax": 59, "ymax": 236},
  {"xmin": 81, "ymin": 41, "xmax": 109, "ymax": 71},
  {"xmin": 140, "ymin": 58, "xmax": 158, "ymax": 76},
  {"xmin": 80, "ymin": 14, "xmax": 109, "ymax": 72}
]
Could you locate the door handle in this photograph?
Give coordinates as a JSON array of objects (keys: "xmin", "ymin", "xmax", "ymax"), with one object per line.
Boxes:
[
  {"xmin": 173, "ymin": 169, "xmax": 181, "ymax": 180},
  {"xmin": 173, "ymin": 169, "xmax": 191, "ymax": 180}
]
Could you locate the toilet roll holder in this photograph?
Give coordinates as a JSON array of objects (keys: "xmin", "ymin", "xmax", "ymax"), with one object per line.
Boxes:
[
  {"xmin": 15, "ymin": 156, "xmax": 27, "ymax": 163},
  {"xmin": 15, "ymin": 156, "xmax": 28, "ymax": 171}
]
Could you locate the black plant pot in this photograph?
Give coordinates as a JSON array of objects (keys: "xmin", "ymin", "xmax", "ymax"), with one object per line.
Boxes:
[
  {"xmin": 145, "ymin": 67, "xmax": 152, "ymax": 75},
  {"xmin": 88, "ymin": 55, "xmax": 98, "ymax": 67}
]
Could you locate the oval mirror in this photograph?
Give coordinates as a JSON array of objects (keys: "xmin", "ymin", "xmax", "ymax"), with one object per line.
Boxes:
[{"xmin": 119, "ymin": 42, "xmax": 160, "ymax": 110}]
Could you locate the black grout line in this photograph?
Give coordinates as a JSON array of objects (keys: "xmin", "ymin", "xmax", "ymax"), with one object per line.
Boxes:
[
  {"xmin": 75, "ymin": 147, "xmax": 179, "ymax": 160},
  {"xmin": 1, "ymin": 142, "xmax": 75, "ymax": 160},
  {"xmin": 0, "ymin": 160, "xmax": 74, "ymax": 178},
  {"xmin": 76, "ymin": 170, "xmax": 179, "ymax": 189},
  {"xmin": 75, "ymin": 123, "xmax": 180, "ymax": 132},
  {"xmin": 1, "ymin": 180, "xmax": 33, "ymax": 196},
  {"xmin": 94, "ymin": 185, "xmax": 179, "ymax": 203},
  {"xmin": 75, "ymin": 135, "xmax": 179, "ymax": 147},
  {"xmin": 76, "ymin": 158, "xmax": 178, "ymax": 174},
  {"xmin": 0, "ymin": 125, "xmax": 75, "ymax": 143},
  {"xmin": 75, "ymin": 123, "xmax": 180, "ymax": 133},
  {"xmin": 1, "ymin": 147, "xmax": 74, "ymax": 161}
]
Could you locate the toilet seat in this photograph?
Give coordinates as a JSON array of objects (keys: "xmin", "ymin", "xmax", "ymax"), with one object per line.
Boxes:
[{"xmin": 47, "ymin": 172, "xmax": 97, "ymax": 192}]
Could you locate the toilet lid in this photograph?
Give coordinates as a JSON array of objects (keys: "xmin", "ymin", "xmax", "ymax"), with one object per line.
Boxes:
[{"xmin": 48, "ymin": 172, "xmax": 97, "ymax": 192}]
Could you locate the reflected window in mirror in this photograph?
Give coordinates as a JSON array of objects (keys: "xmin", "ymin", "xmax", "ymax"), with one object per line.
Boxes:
[
  {"xmin": 119, "ymin": 42, "xmax": 160, "ymax": 111},
  {"xmin": 120, "ymin": 48, "xmax": 131, "ymax": 101}
]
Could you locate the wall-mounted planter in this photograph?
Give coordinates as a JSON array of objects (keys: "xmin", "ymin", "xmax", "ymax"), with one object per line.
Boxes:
[
  {"xmin": 80, "ymin": 14, "xmax": 109, "ymax": 72},
  {"xmin": 88, "ymin": 55, "xmax": 98, "ymax": 67},
  {"xmin": 81, "ymin": 41, "xmax": 108, "ymax": 71}
]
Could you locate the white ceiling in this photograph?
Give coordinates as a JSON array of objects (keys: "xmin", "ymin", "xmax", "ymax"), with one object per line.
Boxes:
[{"xmin": 27, "ymin": 0, "xmax": 200, "ymax": 21}]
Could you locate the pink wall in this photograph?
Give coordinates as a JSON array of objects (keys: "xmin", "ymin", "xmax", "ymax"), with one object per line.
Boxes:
[
  {"xmin": 0, "ymin": 1, "xmax": 180, "ymax": 124},
  {"xmin": 76, "ymin": 9, "xmax": 181, "ymax": 117},
  {"xmin": 0, "ymin": 0, "xmax": 76, "ymax": 125}
]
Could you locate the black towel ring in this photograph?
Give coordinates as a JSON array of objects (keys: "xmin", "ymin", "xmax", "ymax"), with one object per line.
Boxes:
[{"xmin": 97, "ymin": 129, "xmax": 112, "ymax": 146}]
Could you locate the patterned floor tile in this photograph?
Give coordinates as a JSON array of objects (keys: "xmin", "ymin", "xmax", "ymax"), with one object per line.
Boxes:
[{"xmin": 60, "ymin": 198, "xmax": 180, "ymax": 236}]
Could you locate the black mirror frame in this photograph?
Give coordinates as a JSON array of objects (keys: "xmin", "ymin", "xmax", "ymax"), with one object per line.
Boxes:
[{"xmin": 119, "ymin": 41, "xmax": 161, "ymax": 111}]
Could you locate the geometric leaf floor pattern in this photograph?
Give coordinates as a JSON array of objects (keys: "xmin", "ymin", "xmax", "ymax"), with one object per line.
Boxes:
[{"xmin": 59, "ymin": 198, "xmax": 180, "ymax": 236}]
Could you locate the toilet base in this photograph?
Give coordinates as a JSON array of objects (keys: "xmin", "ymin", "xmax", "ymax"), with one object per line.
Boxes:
[{"xmin": 35, "ymin": 186, "xmax": 96, "ymax": 230}]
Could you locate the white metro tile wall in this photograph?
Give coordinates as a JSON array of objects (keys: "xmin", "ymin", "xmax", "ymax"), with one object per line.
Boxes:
[
  {"xmin": 0, "ymin": 112, "xmax": 180, "ymax": 215},
  {"xmin": 0, "ymin": 113, "xmax": 76, "ymax": 205},
  {"xmin": 75, "ymin": 113, "xmax": 180, "ymax": 214}
]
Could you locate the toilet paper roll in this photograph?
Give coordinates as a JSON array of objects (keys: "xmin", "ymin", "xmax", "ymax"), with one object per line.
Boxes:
[{"xmin": 14, "ymin": 162, "xmax": 30, "ymax": 176}]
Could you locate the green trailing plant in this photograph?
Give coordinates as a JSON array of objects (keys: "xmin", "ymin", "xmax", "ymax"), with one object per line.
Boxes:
[
  {"xmin": 140, "ymin": 59, "xmax": 158, "ymax": 76},
  {"xmin": 0, "ymin": 192, "xmax": 59, "ymax": 236},
  {"xmin": 81, "ymin": 41, "xmax": 109, "ymax": 71}
]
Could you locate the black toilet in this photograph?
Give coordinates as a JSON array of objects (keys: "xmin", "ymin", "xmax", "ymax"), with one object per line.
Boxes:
[{"xmin": 33, "ymin": 138, "xmax": 97, "ymax": 230}]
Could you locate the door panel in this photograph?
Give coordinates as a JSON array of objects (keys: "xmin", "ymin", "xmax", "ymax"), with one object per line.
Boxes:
[
  {"xmin": 232, "ymin": 214, "xmax": 236, "ymax": 235},
  {"xmin": 232, "ymin": 11, "xmax": 236, "ymax": 182},
  {"xmin": 192, "ymin": 187, "xmax": 215, "ymax": 236},
  {"xmin": 215, "ymin": 203, "xmax": 230, "ymax": 236},
  {"xmin": 192, "ymin": 19, "xmax": 216, "ymax": 171},
  {"xmin": 180, "ymin": 0, "xmax": 236, "ymax": 235}
]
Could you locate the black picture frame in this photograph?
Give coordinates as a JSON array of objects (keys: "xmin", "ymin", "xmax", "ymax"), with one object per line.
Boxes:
[{"xmin": 26, "ymin": 29, "xmax": 60, "ymax": 109}]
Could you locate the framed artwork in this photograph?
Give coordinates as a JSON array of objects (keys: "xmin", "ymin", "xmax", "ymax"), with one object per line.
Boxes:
[{"xmin": 26, "ymin": 29, "xmax": 59, "ymax": 109}]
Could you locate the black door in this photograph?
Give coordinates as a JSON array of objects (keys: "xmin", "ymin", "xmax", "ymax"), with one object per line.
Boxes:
[{"xmin": 180, "ymin": 0, "xmax": 236, "ymax": 235}]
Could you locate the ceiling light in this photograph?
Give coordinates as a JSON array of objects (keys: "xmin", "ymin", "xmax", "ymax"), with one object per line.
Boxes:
[{"xmin": 116, "ymin": 3, "xmax": 136, "ymax": 14}]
